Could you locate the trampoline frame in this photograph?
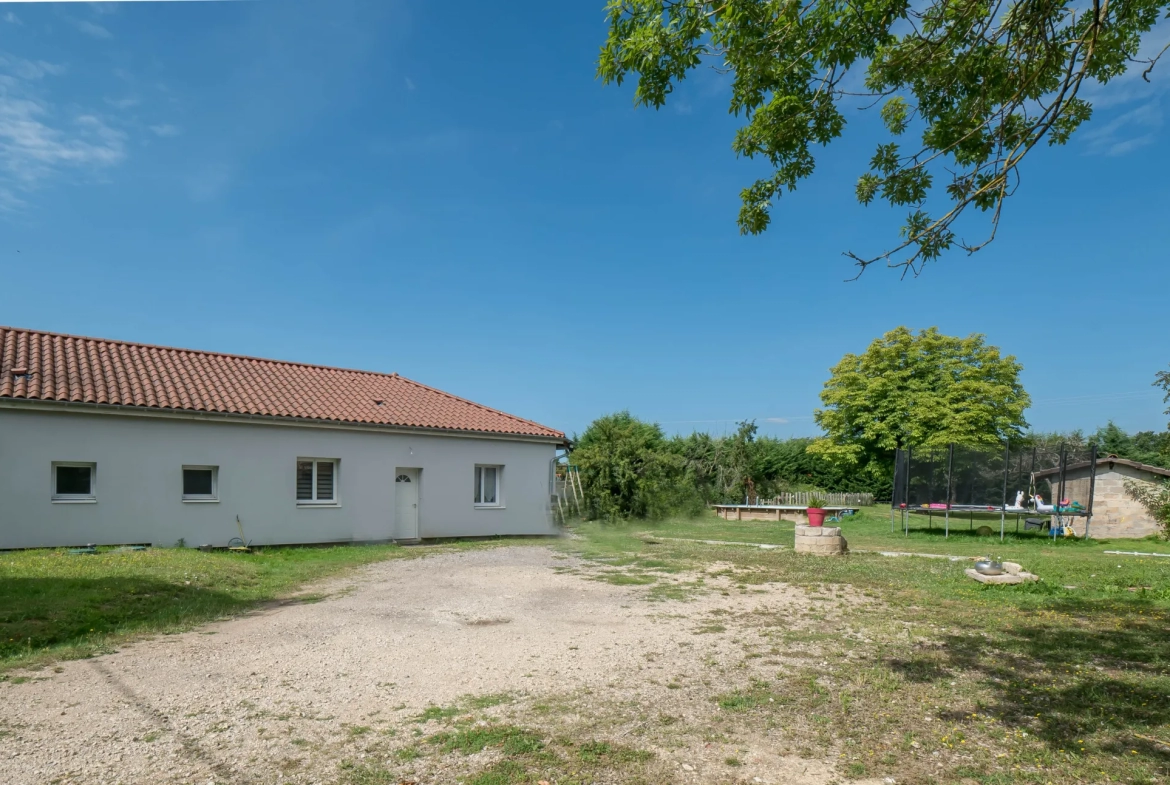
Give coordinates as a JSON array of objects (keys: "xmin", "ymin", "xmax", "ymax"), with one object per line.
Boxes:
[{"xmin": 890, "ymin": 442, "xmax": 1099, "ymax": 541}]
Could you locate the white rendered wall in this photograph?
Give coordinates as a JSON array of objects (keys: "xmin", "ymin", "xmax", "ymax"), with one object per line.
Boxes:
[{"xmin": 0, "ymin": 407, "xmax": 558, "ymax": 549}]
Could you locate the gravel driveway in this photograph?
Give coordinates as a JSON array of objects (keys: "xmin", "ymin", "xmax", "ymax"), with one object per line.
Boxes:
[{"xmin": 1, "ymin": 546, "xmax": 872, "ymax": 785}]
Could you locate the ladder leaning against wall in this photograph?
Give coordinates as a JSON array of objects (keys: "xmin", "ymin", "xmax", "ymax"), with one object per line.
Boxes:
[{"xmin": 554, "ymin": 464, "xmax": 584, "ymax": 522}]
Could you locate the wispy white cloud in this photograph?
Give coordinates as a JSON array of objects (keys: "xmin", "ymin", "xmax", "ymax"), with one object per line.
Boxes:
[
  {"xmin": 3, "ymin": 12, "xmax": 20, "ymax": 26},
  {"xmin": 70, "ymin": 18, "xmax": 113, "ymax": 40},
  {"xmin": 1074, "ymin": 19, "xmax": 1170, "ymax": 154},
  {"xmin": 105, "ymin": 96, "xmax": 140, "ymax": 110},
  {"xmin": 404, "ymin": 76, "xmax": 415, "ymax": 91},
  {"xmin": 764, "ymin": 417, "xmax": 790, "ymax": 424},
  {"xmin": 149, "ymin": 123, "xmax": 181, "ymax": 137},
  {"xmin": 0, "ymin": 98, "xmax": 125, "ymax": 183},
  {"xmin": 1081, "ymin": 102, "xmax": 1163, "ymax": 156},
  {"xmin": 0, "ymin": 56, "xmax": 127, "ymax": 209},
  {"xmin": 0, "ymin": 57, "xmax": 67, "ymax": 81}
]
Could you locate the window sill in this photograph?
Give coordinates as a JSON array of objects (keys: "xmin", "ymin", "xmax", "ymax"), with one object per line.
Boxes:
[
  {"xmin": 183, "ymin": 498, "xmax": 220, "ymax": 504},
  {"xmin": 474, "ymin": 504, "xmax": 506, "ymax": 510},
  {"xmin": 52, "ymin": 498, "xmax": 97, "ymax": 504},
  {"xmin": 297, "ymin": 502, "xmax": 341, "ymax": 508}
]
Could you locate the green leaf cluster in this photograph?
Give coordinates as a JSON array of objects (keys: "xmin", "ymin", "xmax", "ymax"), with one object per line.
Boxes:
[
  {"xmin": 1124, "ymin": 478, "xmax": 1170, "ymax": 538},
  {"xmin": 572, "ymin": 411, "xmax": 693, "ymax": 520},
  {"xmin": 1158, "ymin": 364, "xmax": 1170, "ymax": 429},
  {"xmin": 599, "ymin": 0, "xmax": 1170, "ymax": 272},
  {"xmin": 809, "ymin": 326, "xmax": 1030, "ymax": 470}
]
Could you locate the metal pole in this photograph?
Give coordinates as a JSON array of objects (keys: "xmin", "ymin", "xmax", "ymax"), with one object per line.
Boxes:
[
  {"xmin": 927, "ymin": 451, "xmax": 935, "ymax": 532},
  {"xmin": 1000, "ymin": 441, "xmax": 1009, "ymax": 542},
  {"xmin": 1056, "ymin": 443, "xmax": 1067, "ymax": 539},
  {"xmin": 1085, "ymin": 444, "xmax": 1098, "ymax": 539},
  {"xmin": 904, "ymin": 447, "xmax": 913, "ymax": 536},
  {"xmin": 891, "ymin": 448, "xmax": 901, "ymax": 534},
  {"xmin": 945, "ymin": 444, "xmax": 954, "ymax": 539},
  {"xmin": 1028, "ymin": 446, "xmax": 1037, "ymax": 536}
]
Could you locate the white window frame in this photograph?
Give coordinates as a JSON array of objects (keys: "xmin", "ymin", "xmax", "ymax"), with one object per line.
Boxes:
[
  {"xmin": 52, "ymin": 462, "xmax": 97, "ymax": 503},
  {"xmin": 297, "ymin": 458, "xmax": 339, "ymax": 506},
  {"xmin": 182, "ymin": 465, "xmax": 219, "ymax": 503},
  {"xmin": 474, "ymin": 464, "xmax": 504, "ymax": 508}
]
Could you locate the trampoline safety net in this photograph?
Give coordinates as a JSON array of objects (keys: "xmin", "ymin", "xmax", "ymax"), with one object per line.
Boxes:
[{"xmin": 891, "ymin": 442, "xmax": 1099, "ymax": 539}]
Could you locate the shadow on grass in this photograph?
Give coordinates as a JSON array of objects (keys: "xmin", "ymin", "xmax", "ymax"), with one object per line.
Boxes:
[
  {"xmin": 0, "ymin": 577, "xmax": 245, "ymax": 662},
  {"xmin": 930, "ymin": 598, "xmax": 1170, "ymax": 757}
]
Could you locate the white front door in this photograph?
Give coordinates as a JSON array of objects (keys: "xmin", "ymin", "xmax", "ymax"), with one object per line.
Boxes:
[{"xmin": 395, "ymin": 468, "xmax": 420, "ymax": 540}]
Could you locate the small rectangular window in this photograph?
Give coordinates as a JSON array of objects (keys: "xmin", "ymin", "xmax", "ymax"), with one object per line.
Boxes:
[
  {"xmin": 474, "ymin": 465, "xmax": 502, "ymax": 507},
  {"xmin": 53, "ymin": 462, "xmax": 96, "ymax": 502},
  {"xmin": 297, "ymin": 459, "xmax": 338, "ymax": 504},
  {"xmin": 182, "ymin": 466, "xmax": 218, "ymax": 501}
]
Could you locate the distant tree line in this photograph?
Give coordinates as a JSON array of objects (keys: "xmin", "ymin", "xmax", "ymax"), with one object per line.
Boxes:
[
  {"xmin": 568, "ymin": 331, "xmax": 1169, "ymax": 522},
  {"xmin": 570, "ymin": 413, "xmax": 892, "ymax": 521},
  {"xmin": 570, "ymin": 414, "xmax": 1170, "ymax": 521},
  {"xmin": 1031, "ymin": 424, "xmax": 1170, "ymax": 470}
]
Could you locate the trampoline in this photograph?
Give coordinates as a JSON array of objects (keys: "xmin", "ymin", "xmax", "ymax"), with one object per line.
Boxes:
[{"xmin": 891, "ymin": 442, "xmax": 1099, "ymax": 540}]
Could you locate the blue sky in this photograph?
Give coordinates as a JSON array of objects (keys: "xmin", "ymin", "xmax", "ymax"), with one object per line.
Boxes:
[{"xmin": 0, "ymin": 1, "xmax": 1167, "ymax": 440}]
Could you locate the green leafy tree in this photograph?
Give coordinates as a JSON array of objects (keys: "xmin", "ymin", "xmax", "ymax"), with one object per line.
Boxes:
[
  {"xmin": 1158, "ymin": 364, "xmax": 1170, "ymax": 428},
  {"xmin": 810, "ymin": 327, "xmax": 1030, "ymax": 470},
  {"xmin": 671, "ymin": 427, "xmax": 892, "ymax": 501},
  {"xmin": 1125, "ymin": 478, "xmax": 1170, "ymax": 538},
  {"xmin": 572, "ymin": 411, "xmax": 688, "ymax": 520},
  {"xmin": 1090, "ymin": 422, "xmax": 1170, "ymax": 468},
  {"xmin": 599, "ymin": 0, "xmax": 1169, "ymax": 274}
]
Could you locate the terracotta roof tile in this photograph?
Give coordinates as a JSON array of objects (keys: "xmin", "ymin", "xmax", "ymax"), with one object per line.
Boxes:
[{"xmin": 0, "ymin": 326, "xmax": 563, "ymax": 440}]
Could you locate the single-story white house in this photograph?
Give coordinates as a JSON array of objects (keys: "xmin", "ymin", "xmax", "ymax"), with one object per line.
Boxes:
[{"xmin": 0, "ymin": 326, "xmax": 566, "ymax": 550}]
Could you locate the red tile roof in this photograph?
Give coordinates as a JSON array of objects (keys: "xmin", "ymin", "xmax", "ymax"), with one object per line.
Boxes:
[{"xmin": 0, "ymin": 327, "xmax": 563, "ymax": 440}]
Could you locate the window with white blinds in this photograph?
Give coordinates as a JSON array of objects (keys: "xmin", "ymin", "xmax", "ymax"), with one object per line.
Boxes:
[{"xmin": 296, "ymin": 459, "xmax": 337, "ymax": 503}]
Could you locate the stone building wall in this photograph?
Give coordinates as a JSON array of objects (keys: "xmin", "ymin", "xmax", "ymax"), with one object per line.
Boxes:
[{"xmin": 1084, "ymin": 466, "xmax": 1163, "ymax": 539}]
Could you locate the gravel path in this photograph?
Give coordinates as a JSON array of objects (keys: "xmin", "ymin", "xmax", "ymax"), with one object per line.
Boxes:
[{"xmin": 1, "ymin": 546, "xmax": 874, "ymax": 785}]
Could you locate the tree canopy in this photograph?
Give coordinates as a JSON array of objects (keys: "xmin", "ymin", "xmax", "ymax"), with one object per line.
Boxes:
[
  {"xmin": 598, "ymin": 0, "xmax": 1169, "ymax": 274},
  {"xmin": 809, "ymin": 327, "xmax": 1030, "ymax": 469},
  {"xmin": 572, "ymin": 411, "xmax": 687, "ymax": 519},
  {"xmin": 1158, "ymin": 364, "xmax": 1170, "ymax": 428}
]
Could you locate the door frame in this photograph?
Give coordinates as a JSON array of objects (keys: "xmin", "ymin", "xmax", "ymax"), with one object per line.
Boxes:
[{"xmin": 394, "ymin": 467, "xmax": 421, "ymax": 540}]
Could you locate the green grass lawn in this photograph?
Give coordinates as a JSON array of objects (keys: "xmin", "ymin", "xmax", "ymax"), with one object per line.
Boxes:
[
  {"xmin": 0, "ymin": 543, "xmax": 413, "ymax": 672},
  {"xmin": 558, "ymin": 510, "xmax": 1170, "ymax": 785}
]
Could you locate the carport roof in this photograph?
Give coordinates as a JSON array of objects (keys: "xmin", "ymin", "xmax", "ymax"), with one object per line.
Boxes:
[{"xmin": 0, "ymin": 326, "xmax": 563, "ymax": 440}]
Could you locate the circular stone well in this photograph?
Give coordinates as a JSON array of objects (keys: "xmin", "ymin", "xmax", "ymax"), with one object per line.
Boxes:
[{"xmin": 794, "ymin": 524, "xmax": 848, "ymax": 556}]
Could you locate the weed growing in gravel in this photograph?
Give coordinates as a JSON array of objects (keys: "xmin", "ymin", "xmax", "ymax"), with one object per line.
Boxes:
[
  {"xmin": 465, "ymin": 692, "xmax": 515, "ymax": 710},
  {"xmin": 716, "ymin": 679, "xmax": 786, "ymax": 711},
  {"xmin": 428, "ymin": 724, "xmax": 544, "ymax": 755},
  {"xmin": 594, "ymin": 573, "xmax": 656, "ymax": 586},
  {"xmin": 344, "ymin": 731, "xmax": 659, "ymax": 785},
  {"xmin": 575, "ymin": 740, "xmax": 654, "ymax": 764},
  {"xmin": 413, "ymin": 704, "xmax": 460, "ymax": 724}
]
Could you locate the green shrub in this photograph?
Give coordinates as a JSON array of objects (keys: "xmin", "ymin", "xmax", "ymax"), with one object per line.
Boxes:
[{"xmin": 1126, "ymin": 479, "xmax": 1170, "ymax": 538}]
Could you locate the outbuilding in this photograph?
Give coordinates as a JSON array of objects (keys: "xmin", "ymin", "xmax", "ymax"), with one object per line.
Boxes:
[
  {"xmin": 1033, "ymin": 456, "xmax": 1169, "ymax": 539},
  {"xmin": 0, "ymin": 326, "xmax": 565, "ymax": 549}
]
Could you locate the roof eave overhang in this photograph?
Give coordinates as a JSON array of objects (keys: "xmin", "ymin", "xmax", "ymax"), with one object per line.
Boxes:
[{"xmin": 0, "ymin": 397, "xmax": 566, "ymax": 445}]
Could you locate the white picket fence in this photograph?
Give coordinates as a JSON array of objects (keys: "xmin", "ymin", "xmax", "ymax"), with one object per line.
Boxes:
[{"xmin": 757, "ymin": 492, "xmax": 874, "ymax": 507}]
